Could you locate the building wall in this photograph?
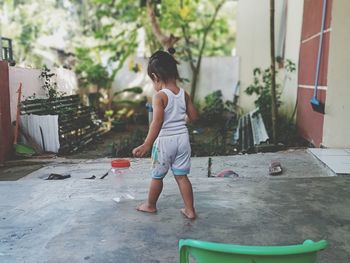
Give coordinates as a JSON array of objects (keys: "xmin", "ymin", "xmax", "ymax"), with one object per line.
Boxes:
[
  {"xmin": 236, "ymin": 0, "xmax": 303, "ymax": 116},
  {"xmin": 0, "ymin": 62, "xmax": 12, "ymax": 164},
  {"xmin": 322, "ymin": 0, "xmax": 350, "ymax": 148},
  {"xmin": 297, "ymin": 0, "xmax": 333, "ymax": 147},
  {"xmin": 8, "ymin": 67, "xmax": 78, "ymax": 121},
  {"xmin": 236, "ymin": 0, "xmax": 273, "ymax": 111},
  {"xmin": 113, "ymin": 56, "xmax": 239, "ymax": 104},
  {"xmin": 196, "ymin": 57, "xmax": 239, "ymax": 103},
  {"xmin": 280, "ymin": 0, "xmax": 304, "ymax": 118}
]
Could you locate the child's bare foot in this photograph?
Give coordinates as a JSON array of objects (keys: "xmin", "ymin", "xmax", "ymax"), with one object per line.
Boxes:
[
  {"xmin": 181, "ymin": 208, "xmax": 196, "ymax": 219},
  {"xmin": 136, "ymin": 203, "xmax": 157, "ymax": 213}
]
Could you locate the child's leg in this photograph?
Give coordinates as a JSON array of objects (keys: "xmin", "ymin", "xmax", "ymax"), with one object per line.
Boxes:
[
  {"xmin": 137, "ymin": 178, "xmax": 163, "ymax": 213},
  {"xmin": 175, "ymin": 175, "xmax": 196, "ymax": 219}
]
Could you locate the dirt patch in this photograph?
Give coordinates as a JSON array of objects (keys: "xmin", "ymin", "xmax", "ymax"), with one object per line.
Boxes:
[
  {"xmin": 0, "ymin": 163, "xmax": 44, "ymax": 181},
  {"xmin": 64, "ymin": 125, "xmax": 148, "ymax": 159},
  {"xmin": 63, "ymin": 124, "xmax": 239, "ymax": 159}
]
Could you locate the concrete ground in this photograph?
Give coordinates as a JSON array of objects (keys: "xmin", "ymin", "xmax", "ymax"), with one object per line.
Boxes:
[{"xmin": 0, "ymin": 149, "xmax": 349, "ymax": 262}]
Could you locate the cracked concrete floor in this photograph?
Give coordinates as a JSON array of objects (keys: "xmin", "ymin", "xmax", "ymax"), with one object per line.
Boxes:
[{"xmin": 0, "ymin": 149, "xmax": 349, "ymax": 263}]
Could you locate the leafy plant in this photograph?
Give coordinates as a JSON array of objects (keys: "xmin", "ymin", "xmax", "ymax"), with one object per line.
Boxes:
[
  {"xmin": 114, "ymin": 87, "xmax": 143, "ymax": 97},
  {"xmin": 201, "ymin": 90, "xmax": 225, "ymax": 124},
  {"xmin": 74, "ymin": 48, "xmax": 111, "ymax": 90},
  {"xmin": 112, "ymin": 86, "xmax": 146, "ymax": 122},
  {"xmin": 39, "ymin": 66, "xmax": 66, "ymax": 100},
  {"xmin": 245, "ymin": 59, "xmax": 296, "ymax": 139},
  {"xmin": 114, "ymin": 129, "xmax": 148, "ymax": 157}
]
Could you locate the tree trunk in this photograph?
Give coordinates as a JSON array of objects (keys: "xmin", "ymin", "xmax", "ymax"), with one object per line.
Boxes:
[
  {"xmin": 185, "ymin": 0, "xmax": 226, "ymax": 101},
  {"xmin": 190, "ymin": 69, "xmax": 199, "ymax": 100},
  {"xmin": 146, "ymin": 0, "xmax": 180, "ymax": 50},
  {"xmin": 270, "ymin": 0, "xmax": 277, "ymax": 144}
]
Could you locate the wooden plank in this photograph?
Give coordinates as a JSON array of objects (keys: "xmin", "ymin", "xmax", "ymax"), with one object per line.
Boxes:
[{"xmin": 20, "ymin": 94, "xmax": 102, "ymax": 154}]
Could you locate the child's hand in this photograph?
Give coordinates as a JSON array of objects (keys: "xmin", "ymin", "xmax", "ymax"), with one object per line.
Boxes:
[{"xmin": 132, "ymin": 144, "xmax": 151, "ymax": 157}]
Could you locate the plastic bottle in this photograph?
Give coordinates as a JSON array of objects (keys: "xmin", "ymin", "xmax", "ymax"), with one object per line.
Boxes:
[{"xmin": 110, "ymin": 159, "xmax": 135, "ymax": 203}]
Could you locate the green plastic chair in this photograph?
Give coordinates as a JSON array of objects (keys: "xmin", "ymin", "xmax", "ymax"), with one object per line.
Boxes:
[{"xmin": 179, "ymin": 239, "xmax": 327, "ymax": 263}]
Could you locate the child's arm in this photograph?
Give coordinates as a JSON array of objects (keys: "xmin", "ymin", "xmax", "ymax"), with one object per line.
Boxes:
[
  {"xmin": 132, "ymin": 93, "xmax": 165, "ymax": 157},
  {"xmin": 185, "ymin": 92, "xmax": 198, "ymax": 123}
]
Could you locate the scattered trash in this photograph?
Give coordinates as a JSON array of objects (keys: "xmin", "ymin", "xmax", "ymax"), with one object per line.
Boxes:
[
  {"xmin": 216, "ymin": 169, "xmax": 239, "ymax": 178},
  {"xmin": 192, "ymin": 128, "xmax": 204, "ymax": 135},
  {"xmin": 207, "ymin": 157, "xmax": 212, "ymax": 177},
  {"xmin": 20, "ymin": 94, "xmax": 103, "ymax": 154},
  {"xmin": 269, "ymin": 161, "xmax": 283, "ymax": 176},
  {"xmin": 100, "ymin": 171, "xmax": 109, "ymax": 179},
  {"xmin": 233, "ymin": 108, "xmax": 269, "ymax": 153},
  {"xmin": 84, "ymin": 175, "xmax": 96, "ymax": 180},
  {"xmin": 45, "ymin": 173, "xmax": 71, "ymax": 180},
  {"xmin": 113, "ymin": 194, "xmax": 135, "ymax": 203},
  {"xmin": 14, "ymin": 143, "xmax": 36, "ymax": 157}
]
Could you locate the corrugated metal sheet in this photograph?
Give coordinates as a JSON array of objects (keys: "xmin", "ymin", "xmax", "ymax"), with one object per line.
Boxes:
[
  {"xmin": 20, "ymin": 95, "xmax": 103, "ymax": 153},
  {"xmin": 20, "ymin": 115, "xmax": 60, "ymax": 153},
  {"xmin": 233, "ymin": 108, "xmax": 270, "ymax": 152},
  {"xmin": 249, "ymin": 109, "xmax": 269, "ymax": 145}
]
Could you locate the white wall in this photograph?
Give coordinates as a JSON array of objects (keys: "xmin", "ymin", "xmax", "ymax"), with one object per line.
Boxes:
[
  {"xmin": 323, "ymin": 0, "xmax": 350, "ymax": 148},
  {"xmin": 236, "ymin": 0, "xmax": 276, "ymax": 111},
  {"xmin": 112, "ymin": 57, "xmax": 153, "ymax": 102},
  {"xmin": 280, "ymin": 0, "xmax": 304, "ymax": 118},
  {"xmin": 113, "ymin": 56, "xmax": 239, "ymax": 104},
  {"xmin": 196, "ymin": 57, "xmax": 239, "ymax": 103},
  {"xmin": 236, "ymin": 0, "xmax": 303, "ymax": 116},
  {"xmin": 9, "ymin": 66, "xmax": 78, "ymax": 121}
]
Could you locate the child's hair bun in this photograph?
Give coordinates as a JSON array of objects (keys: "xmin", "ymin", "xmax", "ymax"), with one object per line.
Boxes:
[{"xmin": 168, "ymin": 47, "xmax": 176, "ymax": 55}]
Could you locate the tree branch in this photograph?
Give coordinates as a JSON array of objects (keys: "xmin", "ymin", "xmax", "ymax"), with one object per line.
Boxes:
[
  {"xmin": 197, "ymin": 0, "xmax": 226, "ymax": 69},
  {"xmin": 146, "ymin": 0, "xmax": 180, "ymax": 49},
  {"xmin": 190, "ymin": 0, "xmax": 226, "ymax": 99},
  {"xmin": 181, "ymin": 26, "xmax": 196, "ymax": 73},
  {"xmin": 180, "ymin": 0, "xmax": 195, "ymax": 71}
]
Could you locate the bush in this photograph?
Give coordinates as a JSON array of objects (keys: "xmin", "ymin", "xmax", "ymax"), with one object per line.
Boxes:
[
  {"xmin": 201, "ymin": 90, "xmax": 225, "ymax": 124},
  {"xmin": 245, "ymin": 60, "xmax": 296, "ymax": 142}
]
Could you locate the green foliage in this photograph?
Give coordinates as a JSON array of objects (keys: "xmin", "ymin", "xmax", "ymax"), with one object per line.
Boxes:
[
  {"xmin": 202, "ymin": 90, "xmax": 225, "ymax": 123},
  {"xmin": 75, "ymin": 48, "xmax": 111, "ymax": 90},
  {"xmin": 1, "ymin": 0, "xmax": 78, "ymax": 67},
  {"xmin": 114, "ymin": 87, "xmax": 143, "ymax": 97},
  {"xmin": 200, "ymin": 90, "xmax": 237, "ymax": 124},
  {"xmin": 245, "ymin": 59, "xmax": 296, "ymax": 138},
  {"xmin": 152, "ymin": 0, "xmax": 234, "ymax": 56},
  {"xmin": 39, "ymin": 66, "xmax": 66, "ymax": 100},
  {"xmin": 245, "ymin": 67, "xmax": 277, "ymax": 130},
  {"xmin": 112, "ymin": 126, "xmax": 238, "ymax": 157},
  {"xmin": 115, "ymin": 129, "xmax": 148, "ymax": 157},
  {"xmin": 2, "ymin": 0, "xmax": 235, "ymax": 69},
  {"xmin": 73, "ymin": 1, "xmax": 140, "ymax": 96},
  {"xmin": 277, "ymin": 116, "xmax": 300, "ymax": 146}
]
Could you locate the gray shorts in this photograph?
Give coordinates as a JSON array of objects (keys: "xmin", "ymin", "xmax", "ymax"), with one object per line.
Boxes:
[{"xmin": 151, "ymin": 133, "xmax": 191, "ymax": 179}]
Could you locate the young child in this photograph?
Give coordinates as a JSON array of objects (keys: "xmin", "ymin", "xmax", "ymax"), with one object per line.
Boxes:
[{"xmin": 132, "ymin": 49, "xmax": 198, "ymax": 219}]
